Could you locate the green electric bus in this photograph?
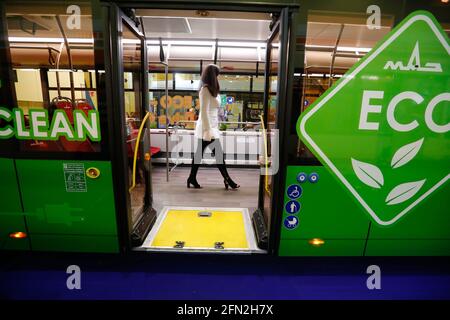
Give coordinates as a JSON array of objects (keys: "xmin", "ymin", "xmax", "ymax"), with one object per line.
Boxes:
[{"xmin": 0, "ymin": 0, "xmax": 449, "ymax": 256}]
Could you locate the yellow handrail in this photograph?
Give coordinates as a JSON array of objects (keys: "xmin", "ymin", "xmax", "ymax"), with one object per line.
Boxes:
[
  {"xmin": 129, "ymin": 111, "xmax": 151, "ymax": 193},
  {"xmin": 259, "ymin": 114, "xmax": 271, "ymax": 197}
]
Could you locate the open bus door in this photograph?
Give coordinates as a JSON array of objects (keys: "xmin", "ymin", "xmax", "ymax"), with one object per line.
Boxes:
[
  {"xmin": 254, "ymin": 8, "xmax": 292, "ymax": 253},
  {"xmin": 109, "ymin": 6, "xmax": 156, "ymax": 248}
]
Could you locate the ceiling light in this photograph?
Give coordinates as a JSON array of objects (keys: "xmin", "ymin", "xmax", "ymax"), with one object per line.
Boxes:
[
  {"xmin": 218, "ymin": 41, "xmax": 266, "ymax": 48},
  {"xmin": 147, "ymin": 40, "xmax": 215, "ymax": 46},
  {"xmin": 305, "ymin": 44, "xmax": 372, "ymax": 53},
  {"xmin": 338, "ymin": 46, "xmax": 371, "ymax": 53},
  {"xmin": 147, "ymin": 40, "xmax": 266, "ymax": 48},
  {"xmin": 122, "ymin": 39, "xmax": 140, "ymax": 44}
]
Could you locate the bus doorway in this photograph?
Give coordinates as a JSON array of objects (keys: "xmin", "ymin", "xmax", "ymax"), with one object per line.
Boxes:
[{"xmin": 107, "ymin": 4, "xmax": 294, "ymax": 254}]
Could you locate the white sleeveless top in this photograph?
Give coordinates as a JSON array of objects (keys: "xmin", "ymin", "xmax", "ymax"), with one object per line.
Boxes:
[{"xmin": 194, "ymin": 86, "xmax": 221, "ymax": 141}]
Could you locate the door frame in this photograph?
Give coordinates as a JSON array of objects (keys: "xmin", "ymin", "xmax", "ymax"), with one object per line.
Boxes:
[
  {"xmin": 259, "ymin": 17, "xmax": 280, "ymax": 251},
  {"xmin": 267, "ymin": 7, "xmax": 295, "ymax": 255},
  {"xmin": 258, "ymin": 7, "xmax": 293, "ymax": 255},
  {"xmin": 105, "ymin": 3, "xmax": 153, "ymax": 250},
  {"xmin": 105, "ymin": 1, "xmax": 297, "ymax": 254}
]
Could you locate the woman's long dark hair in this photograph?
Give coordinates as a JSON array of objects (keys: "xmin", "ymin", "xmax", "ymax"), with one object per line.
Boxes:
[{"xmin": 200, "ymin": 64, "xmax": 220, "ymax": 97}]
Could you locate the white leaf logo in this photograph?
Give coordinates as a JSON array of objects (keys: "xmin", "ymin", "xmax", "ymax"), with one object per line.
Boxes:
[
  {"xmin": 351, "ymin": 158, "xmax": 384, "ymax": 189},
  {"xmin": 391, "ymin": 138, "xmax": 424, "ymax": 169},
  {"xmin": 385, "ymin": 179, "xmax": 426, "ymax": 205}
]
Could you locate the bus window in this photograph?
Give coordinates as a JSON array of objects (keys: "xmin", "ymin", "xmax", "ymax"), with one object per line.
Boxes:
[
  {"xmin": 218, "ymin": 75, "xmax": 251, "ymax": 92},
  {"xmin": 5, "ymin": 1, "xmax": 100, "ymax": 153},
  {"xmin": 291, "ymin": 10, "xmax": 395, "ymax": 163}
]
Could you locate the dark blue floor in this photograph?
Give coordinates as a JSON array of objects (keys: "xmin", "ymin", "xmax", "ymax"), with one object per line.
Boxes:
[{"xmin": 1, "ymin": 252, "xmax": 449, "ymax": 300}]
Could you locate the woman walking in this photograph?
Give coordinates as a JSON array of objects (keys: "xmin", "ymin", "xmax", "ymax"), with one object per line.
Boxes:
[{"xmin": 187, "ymin": 64, "xmax": 239, "ymax": 190}]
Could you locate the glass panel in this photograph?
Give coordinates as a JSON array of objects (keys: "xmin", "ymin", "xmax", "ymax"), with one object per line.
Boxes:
[
  {"xmin": 170, "ymin": 45, "xmax": 213, "ymax": 60},
  {"xmin": 72, "ymin": 70, "xmax": 88, "ymax": 89},
  {"xmin": 216, "ymin": 61, "xmax": 259, "ymax": 73},
  {"xmin": 124, "ymin": 91, "xmax": 136, "ymax": 115},
  {"xmin": 174, "ymin": 73, "xmax": 200, "ymax": 90},
  {"xmin": 124, "ymin": 72, "xmax": 133, "ymax": 89},
  {"xmin": 262, "ymin": 29, "xmax": 280, "ymax": 228},
  {"xmin": 6, "ymin": 2, "xmax": 99, "ymax": 153},
  {"xmin": 121, "ymin": 21, "xmax": 145, "ymax": 225},
  {"xmin": 218, "ymin": 75, "xmax": 251, "ymax": 92},
  {"xmin": 49, "ymin": 90, "xmax": 72, "ymax": 101},
  {"xmin": 267, "ymin": 32, "xmax": 280, "ymax": 129},
  {"xmin": 252, "ymin": 76, "xmax": 265, "ymax": 92},
  {"xmin": 218, "ymin": 47, "xmax": 259, "ymax": 61},
  {"xmin": 160, "ymin": 60, "xmax": 200, "ymax": 72},
  {"xmin": 149, "ymin": 73, "xmax": 173, "ymax": 90},
  {"xmin": 147, "ymin": 91, "xmax": 263, "ymax": 130},
  {"xmin": 294, "ymin": 10, "xmax": 395, "ymax": 161},
  {"xmin": 14, "ymin": 69, "xmax": 44, "ymax": 112},
  {"xmin": 48, "ymin": 71, "xmax": 70, "ymax": 88}
]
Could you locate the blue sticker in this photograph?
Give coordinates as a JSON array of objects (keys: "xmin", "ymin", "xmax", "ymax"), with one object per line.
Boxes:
[
  {"xmin": 226, "ymin": 96, "xmax": 235, "ymax": 104},
  {"xmin": 296, "ymin": 172, "xmax": 307, "ymax": 183},
  {"xmin": 284, "ymin": 216, "xmax": 299, "ymax": 230},
  {"xmin": 285, "ymin": 200, "xmax": 300, "ymax": 214},
  {"xmin": 287, "ymin": 184, "xmax": 302, "ymax": 199},
  {"xmin": 309, "ymin": 172, "xmax": 319, "ymax": 183}
]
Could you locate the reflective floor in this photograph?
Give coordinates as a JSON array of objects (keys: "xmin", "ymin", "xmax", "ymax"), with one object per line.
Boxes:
[{"xmin": 151, "ymin": 165, "xmax": 260, "ymax": 214}]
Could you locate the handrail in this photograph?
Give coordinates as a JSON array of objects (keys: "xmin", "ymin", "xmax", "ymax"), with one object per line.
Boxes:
[
  {"xmin": 259, "ymin": 114, "xmax": 271, "ymax": 197},
  {"xmin": 55, "ymin": 15, "xmax": 75, "ymax": 72},
  {"xmin": 129, "ymin": 111, "xmax": 151, "ymax": 193}
]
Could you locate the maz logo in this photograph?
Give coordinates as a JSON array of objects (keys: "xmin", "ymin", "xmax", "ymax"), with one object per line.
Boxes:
[{"xmin": 384, "ymin": 41, "xmax": 442, "ymax": 73}]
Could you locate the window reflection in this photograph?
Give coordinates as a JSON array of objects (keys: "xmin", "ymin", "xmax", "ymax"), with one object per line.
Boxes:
[
  {"xmin": 295, "ymin": 10, "xmax": 395, "ymax": 161},
  {"xmin": 6, "ymin": 2, "xmax": 99, "ymax": 153}
]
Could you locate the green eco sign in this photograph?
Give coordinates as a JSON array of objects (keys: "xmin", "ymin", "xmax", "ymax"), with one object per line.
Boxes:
[
  {"xmin": 0, "ymin": 107, "xmax": 101, "ymax": 141},
  {"xmin": 298, "ymin": 11, "xmax": 449, "ymax": 226}
]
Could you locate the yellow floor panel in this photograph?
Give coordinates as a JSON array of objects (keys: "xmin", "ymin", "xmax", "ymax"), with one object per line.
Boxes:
[{"xmin": 151, "ymin": 209, "xmax": 249, "ymax": 249}]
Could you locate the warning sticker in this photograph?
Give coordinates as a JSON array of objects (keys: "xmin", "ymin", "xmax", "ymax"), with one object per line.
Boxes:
[{"xmin": 63, "ymin": 163, "xmax": 87, "ymax": 192}]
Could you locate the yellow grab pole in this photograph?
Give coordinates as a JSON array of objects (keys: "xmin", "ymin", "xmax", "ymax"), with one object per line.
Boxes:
[
  {"xmin": 129, "ymin": 111, "xmax": 151, "ymax": 193},
  {"xmin": 259, "ymin": 114, "xmax": 271, "ymax": 196}
]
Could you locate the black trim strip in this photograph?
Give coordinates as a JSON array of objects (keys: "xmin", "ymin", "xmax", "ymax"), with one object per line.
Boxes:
[
  {"xmin": 268, "ymin": 8, "xmax": 294, "ymax": 256},
  {"xmin": 12, "ymin": 158, "xmax": 32, "ymax": 250},
  {"xmin": 115, "ymin": 1, "xmax": 299, "ymax": 12},
  {"xmin": 363, "ymin": 222, "xmax": 372, "ymax": 256}
]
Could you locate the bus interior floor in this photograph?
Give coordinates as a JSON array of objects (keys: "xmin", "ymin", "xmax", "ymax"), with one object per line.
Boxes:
[{"xmin": 149, "ymin": 166, "xmax": 260, "ymax": 215}]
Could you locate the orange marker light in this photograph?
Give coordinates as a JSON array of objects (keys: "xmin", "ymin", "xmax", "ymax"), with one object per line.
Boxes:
[
  {"xmin": 9, "ymin": 232, "xmax": 27, "ymax": 239},
  {"xmin": 308, "ymin": 238, "xmax": 325, "ymax": 247}
]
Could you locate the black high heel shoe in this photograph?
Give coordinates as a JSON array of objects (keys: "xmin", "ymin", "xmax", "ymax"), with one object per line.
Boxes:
[
  {"xmin": 187, "ymin": 177, "xmax": 202, "ymax": 189},
  {"xmin": 224, "ymin": 178, "xmax": 240, "ymax": 190}
]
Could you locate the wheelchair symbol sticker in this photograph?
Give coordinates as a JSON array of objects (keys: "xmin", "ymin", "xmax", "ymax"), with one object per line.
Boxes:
[
  {"xmin": 285, "ymin": 200, "xmax": 300, "ymax": 214},
  {"xmin": 284, "ymin": 216, "xmax": 299, "ymax": 230},
  {"xmin": 287, "ymin": 184, "xmax": 302, "ymax": 199}
]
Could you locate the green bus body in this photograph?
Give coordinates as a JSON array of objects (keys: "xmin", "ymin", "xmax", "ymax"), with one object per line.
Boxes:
[
  {"xmin": 1, "ymin": 158, "xmax": 119, "ymax": 252},
  {"xmin": 280, "ymin": 166, "xmax": 450, "ymax": 256},
  {"xmin": 0, "ymin": 0, "xmax": 448, "ymax": 256}
]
